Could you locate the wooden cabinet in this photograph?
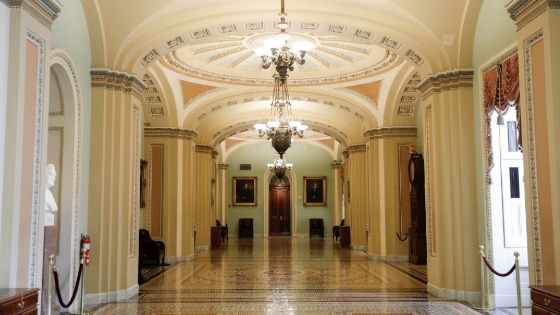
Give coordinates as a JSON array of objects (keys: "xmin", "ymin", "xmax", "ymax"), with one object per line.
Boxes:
[
  {"xmin": 339, "ymin": 226, "xmax": 351, "ymax": 248},
  {"xmin": 211, "ymin": 226, "xmax": 222, "ymax": 249},
  {"xmin": 0, "ymin": 288, "xmax": 39, "ymax": 315},
  {"xmin": 531, "ymin": 285, "xmax": 560, "ymax": 314}
]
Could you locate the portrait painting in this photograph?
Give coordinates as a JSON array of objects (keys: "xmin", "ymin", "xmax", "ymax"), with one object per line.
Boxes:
[
  {"xmin": 304, "ymin": 176, "xmax": 326, "ymax": 206},
  {"xmin": 233, "ymin": 177, "xmax": 257, "ymax": 206}
]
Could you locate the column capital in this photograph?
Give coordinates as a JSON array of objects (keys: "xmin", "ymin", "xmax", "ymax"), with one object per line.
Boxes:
[
  {"xmin": 342, "ymin": 144, "xmax": 366, "ymax": 156},
  {"xmin": 507, "ymin": 0, "xmax": 560, "ymax": 29},
  {"xmin": 195, "ymin": 144, "xmax": 214, "ymax": 154},
  {"xmin": 331, "ymin": 160, "xmax": 342, "ymax": 169},
  {"xmin": 418, "ymin": 69, "xmax": 474, "ymax": 100},
  {"xmin": 144, "ymin": 127, "xmax": 198, "ymax": 141},
  {"xmin": 91, "ymin": 68, "xmax": 147, "ymax": 99},
  {"xmin": 363, "ymin": 127, "xmax": 417, "ymax": 141},
  {"xmin": 218, "ymin": 163, "xmax": 229, "ymax": 170}
]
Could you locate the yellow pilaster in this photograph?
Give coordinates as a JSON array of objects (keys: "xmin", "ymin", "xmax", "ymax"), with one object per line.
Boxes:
[
  {"xmin": 144, "ymin": 128, "xmax": 197, "ymax": 262},
  {"xmin": 364, "ymin": 127, "xmax": 416, "ymax": 261},
  {"xmin": 87, "ymin": 69, "xmax": 145, "ymax": 298},
  {"xmin": 342, "ymin": 144, "xmax": 367, "ymax": 250},
  {"xmin": 418, "ymin": 69, "xmax": 479, "ymax": 303},
  {"xmin": 331, "ymin": 161, "xmax": 343, "ymax": 227},
  {"xmin": 194, "ymin": 145, "xmax": 215, "ymax": 251}
]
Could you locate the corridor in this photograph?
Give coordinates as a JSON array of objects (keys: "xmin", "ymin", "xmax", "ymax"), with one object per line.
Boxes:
[{"xmin": 91, "ymin": 237, "xmax": 483, "ymax": 314}]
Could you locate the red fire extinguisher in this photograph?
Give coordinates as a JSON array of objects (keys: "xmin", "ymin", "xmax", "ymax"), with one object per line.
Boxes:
[{"xmin": 81, "ymin": 234, "xmax": 91, "ymax": 266}]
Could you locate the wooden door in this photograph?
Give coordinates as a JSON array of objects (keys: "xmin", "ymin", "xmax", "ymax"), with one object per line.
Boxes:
[{"xmin": 269, "ymin": 185, "xmax": 291, "ymax": 235}]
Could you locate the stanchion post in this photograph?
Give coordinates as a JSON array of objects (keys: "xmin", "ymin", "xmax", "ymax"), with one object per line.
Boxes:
[
  {"xmin": 477, "ymin": 245, "xmax": 487, "ymax": 310},
  {"xmin": 514, "ymin": 251, "xmax": 522, "ymax": 315},
  {"xmin": 48, "ymin": 254, "xmax": 54, "ymax": 315},
  {"xmin": 79, "ymin": 248, "xmax": 85, "ymax": 315}
]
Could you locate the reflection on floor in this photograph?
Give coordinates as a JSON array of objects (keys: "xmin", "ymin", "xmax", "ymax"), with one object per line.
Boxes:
[{"xmin": 92, "ymin": 237, "xmax": 485, "ymax": 314}]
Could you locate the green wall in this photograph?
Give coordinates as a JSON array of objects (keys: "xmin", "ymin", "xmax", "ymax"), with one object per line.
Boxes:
[
  {"xmin": 227, "ymin": 141, "xmax": 334, "ymax": 237},
  {"xmin": 51, "ymin": 0, "xmax": 92, "ymax": 233}
]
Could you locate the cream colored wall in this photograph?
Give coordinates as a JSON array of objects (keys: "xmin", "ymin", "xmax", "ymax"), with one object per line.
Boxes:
[{"xmin": 513, "ymin": 3, "xmax": 560, "ymax": 285}]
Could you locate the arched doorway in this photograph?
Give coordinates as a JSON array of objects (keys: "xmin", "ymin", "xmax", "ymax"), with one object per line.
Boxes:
[{"xmin": 268, "ymin": 176, "xmax": 291, "ymax": 236}]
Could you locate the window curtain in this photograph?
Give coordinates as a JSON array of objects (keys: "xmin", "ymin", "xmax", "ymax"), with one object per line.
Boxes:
[{"xmin": 482, "ymin": 53, "xmax": 521, "ymax": 183}]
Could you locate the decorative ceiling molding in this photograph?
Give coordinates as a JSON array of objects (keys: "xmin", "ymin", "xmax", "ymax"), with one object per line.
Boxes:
[{"xmin": 507, "ymin": 0, "xmax": 560, "ymax": 30}]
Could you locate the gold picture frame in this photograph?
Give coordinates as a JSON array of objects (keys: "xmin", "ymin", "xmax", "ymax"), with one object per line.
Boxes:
[
  {"xmin": 304, "ymin": 176, "xmax": 326, "ymax": 206},
  {"xmin": 233, "ymin": 177, "xmax": 257, "ymax": 206}
]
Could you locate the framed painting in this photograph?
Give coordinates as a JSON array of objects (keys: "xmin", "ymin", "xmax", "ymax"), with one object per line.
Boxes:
[
  {"xmin": 233, "ymin": 177, "xmax": 257, "ymax": 206},
  {"xmin": 304, "ymin": 176, "xmax": 326, "ymax": 206}
]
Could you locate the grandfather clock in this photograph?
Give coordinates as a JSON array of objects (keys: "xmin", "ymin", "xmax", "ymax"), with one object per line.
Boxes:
[{"xmin": 408, "ymin": 153, "xmax": 427, "ymax": 264}]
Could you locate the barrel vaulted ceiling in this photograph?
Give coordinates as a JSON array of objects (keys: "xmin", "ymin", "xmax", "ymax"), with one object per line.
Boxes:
[{"xmin": 82, "ymin": 0, "xmax": 482, "ymax": 161}]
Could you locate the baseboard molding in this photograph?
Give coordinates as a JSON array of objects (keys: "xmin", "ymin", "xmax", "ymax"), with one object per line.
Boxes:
[
  {"xmin": 367, "ymin": 253, "xmax": 408, "ymax": 262},
  {"xmin": 427, "ymin": 282, "xmax": 479, "ymax": 306},
  {"xmin": 84, "ymin": 283, "xmax": 139, "ymax": 305},
  {"xmin": 167, "ymin": 254, "xmax": 196, "ymax": 263}
]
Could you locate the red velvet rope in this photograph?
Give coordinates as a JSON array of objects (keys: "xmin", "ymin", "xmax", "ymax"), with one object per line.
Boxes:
[
  {"xmin": 53, "ymin": 263, "xmax": 83, "ymax": 308},
  {"xmin": 482, "ymin": 256, "xmax": 516, "ymax": 277}
]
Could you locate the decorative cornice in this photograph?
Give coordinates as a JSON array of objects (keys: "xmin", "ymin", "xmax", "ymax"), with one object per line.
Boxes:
[
  {"xmin": 507, "ymin": 0, "xmax": 560, "ymax": 29},
  {"xmin": 144, "ymin": 127, "xmax": 198, "ymax": 140},
  {"xmin": 91, "ymin": 68, "xmax": 147, "ymax": 99},
  {"xmin": 331, "ymin": 160, "xmax": 342, "ymax": 169},
  {"xmin": 418, "ymin": 69, "xmax": 474, "ymax": 99},
  {"xmin": 6, "ymin": 0, "xmax": 62, "ymax": 27},
  {"xmin": 195, "ymin": 144, "xmax": 214, "ymax": 154},
  {"xmin": 363, "ymin": 127, "xmax": 417, "ymax": 140}
]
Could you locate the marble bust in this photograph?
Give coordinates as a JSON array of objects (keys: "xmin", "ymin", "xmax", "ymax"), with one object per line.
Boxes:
[{"xmin": 45, "ymin": 164, "xmax": 58, "ymax": 226}]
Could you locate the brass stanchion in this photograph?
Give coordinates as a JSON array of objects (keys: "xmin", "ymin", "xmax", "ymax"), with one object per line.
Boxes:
[
  {"xmin": 48, "ymin": 254, "xmax": 54, "ymax": 315},
  {"xmin": 78, "ymin": 248, "xmax": 92, "ymax": 315},
  {"xmin": 514, "ymin": 252, "xmax": 522, "ymax": 315},
  {"xmin": 474, "ymin": 245, "xmax": 493, "ymax": 310}
]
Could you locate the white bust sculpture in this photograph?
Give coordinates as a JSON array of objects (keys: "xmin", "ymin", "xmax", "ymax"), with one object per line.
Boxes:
[{"xmin": 45, "ymin": 164, "xmax": 58, "ymax": 226}]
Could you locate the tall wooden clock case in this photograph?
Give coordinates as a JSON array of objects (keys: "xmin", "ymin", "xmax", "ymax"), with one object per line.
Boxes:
[{"xmin": 408, "ymin": 153, "xmax": 427, "ymax": 264}]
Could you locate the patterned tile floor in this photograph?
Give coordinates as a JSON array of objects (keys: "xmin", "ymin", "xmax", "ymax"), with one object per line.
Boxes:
[{"xmin": 90, "ymin": 237, "xmax": 493, "ymax": 314}]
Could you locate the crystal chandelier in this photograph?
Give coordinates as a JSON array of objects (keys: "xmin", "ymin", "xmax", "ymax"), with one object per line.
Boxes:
[
  {"xmin": 267, "ymin": 154, "xmax": 293, "ymax": 179},
  {"xmin": 254, "ymin": 0, "xmax": 311, "ymax": 158},
  {"xmin": 254, "ymin": 73, "xmax": 308, "ymax": 158},
  {"xmin": 254, "ymin": 0, "xmax": 313, "ymax": 80}
]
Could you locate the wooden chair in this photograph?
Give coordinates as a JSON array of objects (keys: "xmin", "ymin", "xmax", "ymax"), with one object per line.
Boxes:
[
  {"xmin": 333, "ymin": 219, "xmax": 345, "ymax": 241},
  {"xmin": 238, "ymin": 218, "xmax": 253, "ymax": 238},
  {"xmin": 309, "ymin": 218, "xmax": 324, "ymax": 238},
  {"xmin": 139, "ymin": 229, "xmax": 165, "ymax": 266}
]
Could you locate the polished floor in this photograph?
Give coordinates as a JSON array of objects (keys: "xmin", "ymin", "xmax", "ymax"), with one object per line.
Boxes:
[{"xmin": 91, "ymin": 237, "xmax": 489, "ymax": 314}]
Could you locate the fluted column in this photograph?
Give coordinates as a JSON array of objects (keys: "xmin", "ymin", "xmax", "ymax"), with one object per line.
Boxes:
[
  {"xmin": 364, "ymin": 127, "xmax": 417, "ymax": 261},
  {"xmin": 418, "ymin": 69, "xmax": 479, "ymax": 304},
  {"xmin": 342, "ymin": 144, "xmax": 367, "ymax": 250},
  {"xmin": 87, "ymin": 69, "xmax": 145, "ymax": 303},
  {"xmin": 507, "ymin": 0, "xmax": 560, "ymax": 286}
]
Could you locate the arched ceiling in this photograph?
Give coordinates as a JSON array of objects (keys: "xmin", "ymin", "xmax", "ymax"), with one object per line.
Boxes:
[{"xmin": 82, "ymin": 0, "xmax": 481, "ymax": 161}]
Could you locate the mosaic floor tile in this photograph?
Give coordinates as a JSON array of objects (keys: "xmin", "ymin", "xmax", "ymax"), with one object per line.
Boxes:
[{"xmin": 90, "ymin": 238, "xmax": 487, "ymax": 314}]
